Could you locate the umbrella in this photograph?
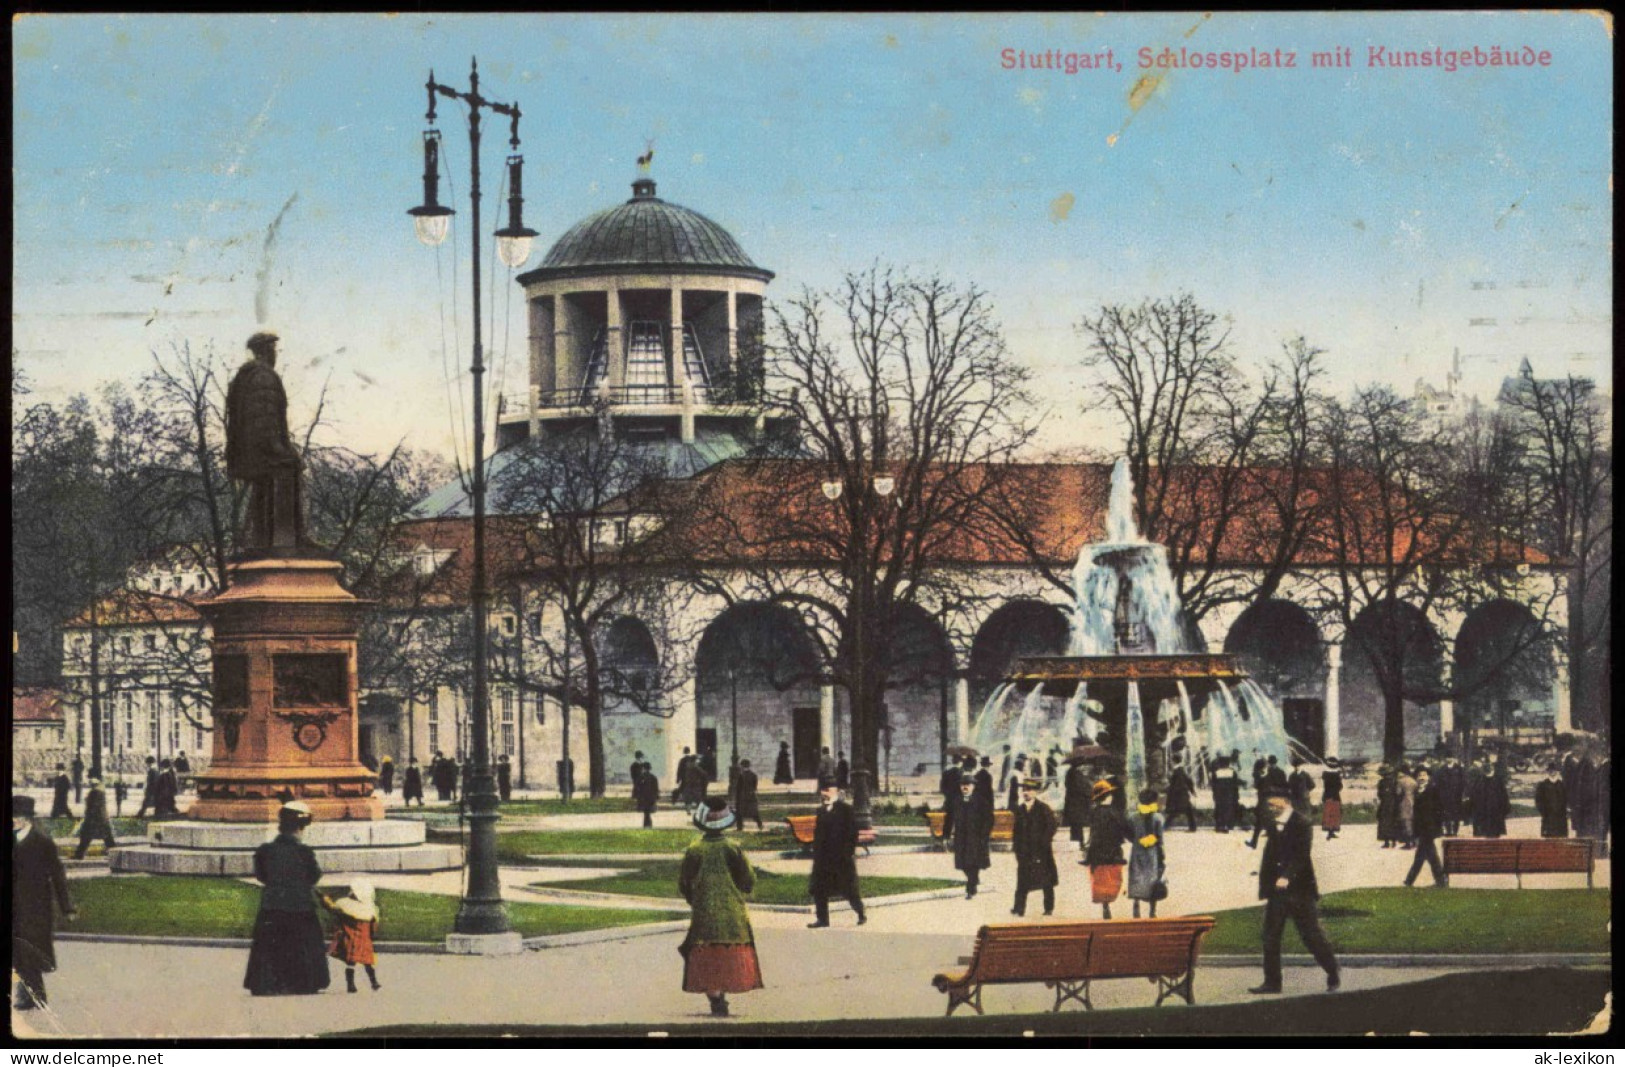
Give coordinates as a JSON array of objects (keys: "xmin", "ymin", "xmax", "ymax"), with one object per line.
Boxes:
[
  {"xmin": 1064, "ymin": 745, "xmax": 1110, "ymax": 765},
  {"xmin": 944, "ymin": 744, "xmax": 979, "ymax": 759}
]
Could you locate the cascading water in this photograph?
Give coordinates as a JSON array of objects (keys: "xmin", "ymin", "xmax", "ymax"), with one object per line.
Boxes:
[{"xmin": 968, "ymin": 455, "xmax": 1297, "ymax": 802}]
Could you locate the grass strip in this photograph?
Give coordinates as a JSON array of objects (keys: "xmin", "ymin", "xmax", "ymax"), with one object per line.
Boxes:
[
  {"xmin": 65, "ymin": 875, "xmax": 672, "ymax": 941},
  {"xmin": 336, "ymin": 966, "xmax": 1609, "ymax": 1038},
  {"xmin": 531, "ymin": 859, "xmax": 959, "ymax": 905},
  {"xmin": 1201, "ymin": 886, "xmax": 1610, "ymax": 956},
  {"xmin": 428, "ymin": 827, "xmax": 800, "ymax": 862}
]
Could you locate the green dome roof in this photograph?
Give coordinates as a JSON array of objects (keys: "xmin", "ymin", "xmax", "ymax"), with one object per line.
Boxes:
[{"xmin": 524, "ymin": 179, "xmax": 773, "ymax": 282}]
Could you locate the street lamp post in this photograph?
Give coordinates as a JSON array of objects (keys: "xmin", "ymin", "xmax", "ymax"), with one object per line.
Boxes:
[{"xmin": 408, "ymin": 57, "xmax": 537, "ymax": 951}]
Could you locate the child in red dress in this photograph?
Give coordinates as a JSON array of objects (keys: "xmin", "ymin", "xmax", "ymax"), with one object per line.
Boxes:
[{"xmin": 320, "ymin": 880, "xmax": 380, "ymax": 992}]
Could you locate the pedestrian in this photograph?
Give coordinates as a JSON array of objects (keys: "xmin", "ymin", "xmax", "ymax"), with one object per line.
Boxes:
[
  {"xmin": 243, "ymin": 801, "xmax": 330, "ymax": 996},
  {"xmin": 1210, "ymin": 755, "xmax": 1240, "ymax": 833},
  {"xmin": 1481, "ymin": 755, "xmax": 1510, "ymax": 838},
  {"xmin": 136, "ymin": 756, "xmax": 159, "ymax": 817},
  {"xmin": 70, "ymin": 754, "xmax": 84, "ymax": 804},
  {"xmin": 1377, "ymin": 764, "xmax": 1401, "ymax": 846},
  {"xmin": 1320, "ymin": 757, "xmax": 1344, "ymax": 840},
  {"xmin": 378, "ymin": 756, "xmax": 395, "ymax": 796},
  {"xmin": 1249, "ymin": 786, "xmax": 1340, "ymax": 995},
  {"xmin": 999, "ymin": 745, "xmax": 1013, "ymax": 793},
  {"xmin": 1535, "ymin": 764, "xmax": 1568, "ymax": 838},
  {"xmin": 631, "ymin": 750, "xmax": 648, "ymax": 789},
  {"xmin": 1245, "ymin": 755, "xmax": 1277, "ymax": 848},
  {"xmin": 815, "ymin": 747, "xmax": 835, "ymax": 782},
  {"xmin": 1439, "ymin": 757, "xmax": 1464, "ymax": 836},
  {"xmin": 733, "ymin": 759, "xmax": 763, "ymax": 831},
  {"xmin": 1062, "ymin": 748, "xmax": 1093, "ymax": 850},
  {"xmin": 1084, "ymin": 779, "xmax": 1135, "ymax": 919},
  {"xmin": 174, "ymin": 751, "xmax": 192, "ymax": 792},
  {"xmin": 1127, "ymin": 788, "xmax": 1168, "ymax": 919},
  {"xmin": 673, "ymin": 747, "xmax": 695, "ymax": 805},
  {"xmin": 950, "ymin": 775, "xmax": 991, "ymax": 898},
  {"xmin": 635, "ymin": 758, "xmax": 661, "ymax": 828},
  {"xmin": 319, "ymin": 880, "xmax": 381, "ymax": 993},
  {"xmin": 682, "ymin": 750, "xmax": 710, "ymax": 807},
  {"xmin": 938, "ymin": 758, "xmax": 963, "ymax": 840},
  {"xmin": 1287, "ymin": 758, "xmax": 1314, "ymax": 818},
  {"xmin": 113, "ymin": 777, "xmax": 128, "ymax": 817},
  {"xmin": 1045, "ymin": 747, "xmax": 1061, "ymax": 790},
  {"xmin": 1588, "ymin": 755, "xmax": 1610, "ymax": 858},
  {"xmin": 679, "ymin": 797, "xmax": 764, "ymax": 1018},
  {"xmin": 12, "ymin": 795, "xmax": 77, "ymax": 1011},
  {"xmin": 74, "ymin": 778, "xmax": 117, "ymax": 860},
  {"xmin": 806, "ymin": 776, "xmax": 865, "ymax": 928},
  {"xmin": 50, "ymin": 763, "xmax": 73, "ymax": 818},
  {"xmin": 556, "ymin": 754, "xmax": 575, "ymax": 802},
  {"xmin": 1011, "ymin": 777, "xmax": 1058, "ymax": 917},
  {"xmin": 834, "ymin": 751, "xmax": 850, "ymax": 791},
  {"xmin": 156, "ymin": 759, "xmax": 180, "ymax": 817},
  {"xmin": 432, "ymin": 751, "xmax": 451, "ymax": 802},
  {"xmin": 497, "ymin": 754, "xmax": 512, "ymax": 803},
  {"xmin": 973, "ymin": 757, "xmax": 995, "ymax": 817},
  {"xmin": 1402, "ymin": 768, "xmax": 1448, "ymax": 888},
  {"xmin": 1397, "ymin": 764, "xmax": 1418, "ymax": 848},
  {"xmin": 1165, "ymin": 763, "xmax": 1197, "ymax": 832},
  {"xmin": 402, "ymin": 757, "xmax": 425, "ymax": 807},
  {"xmin": 773, "ymin": 741, "xmax": 794, "ymax": 785}
]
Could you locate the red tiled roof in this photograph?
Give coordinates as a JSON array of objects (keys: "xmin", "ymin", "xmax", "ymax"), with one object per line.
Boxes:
[
  {"xmin": 66, "ymin": 587, "xmax": 204, "ymax": 629},
  {"xmin": 12, "ymin": 687, "xmax": 67, "ymax": 723}
]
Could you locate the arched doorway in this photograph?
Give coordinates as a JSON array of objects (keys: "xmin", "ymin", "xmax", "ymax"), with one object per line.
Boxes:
[
  {"xmin": 1454, "ymin": 600, "xmax": 1553, "ymax": 757},
  {"xmin": 695, "ymin": 602, "xmax": 824, "ymax": 780},
  {"xmin": 874, "ymin": 604, "xmax": 954, "ymax": 785},
  {"xmin": 1225, "ymin": 600, "xmax": 1326, "ymax": 757},
  {"xmin": 596, "ymin": 616, "xmax": 663, "ymax": 784},
  {"xmin": 1343, "ymin": 601, "xmax": 1444, "ymax": 760},
  {"xmin": 968, "ymin": 600, "xmax": 1071, "ymax": 712}
]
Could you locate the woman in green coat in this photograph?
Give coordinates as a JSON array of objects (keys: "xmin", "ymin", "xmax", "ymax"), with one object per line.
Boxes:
[{"xmin": 678, "ymin": 797, "xmax": 763, "ymax": 1017}]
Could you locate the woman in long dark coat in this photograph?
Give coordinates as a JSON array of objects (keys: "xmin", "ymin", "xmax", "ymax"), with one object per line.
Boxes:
[
  {"xmin": 1376, "ymin": 765, "xmax": 1401, "ymax": 847},
  {"xmin": 950, "ymin": 776, "xmax": 992, "ymax": 898},
  {"xmin": 1534, "ymin": 765, "xmax": 1569, "ymax": 838},
  {"xmin": 1062, "ymin": 755, "xmax": 1092, "ymax": 849},
  {"xmin": 773, "ymin": 742, "xmax": 794, "ymax": 785},
  {"xmin": 244, "ymin": 801, "xmax": 330, "ymax": 996},
  {"xmin": 1320, "ymin": 758, "xmax": 1344, "ymax": 840},
  {"xmin": 679, "ymin": 798, "xmax": 763, "ymax": 1018},
  {"xmin": 13, "ymin": 795, "xmax": 76, "ymax": 1010}
]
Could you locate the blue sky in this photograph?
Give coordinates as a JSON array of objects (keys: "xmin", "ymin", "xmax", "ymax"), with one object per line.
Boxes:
[{"xmin": 12, "ymin": 12, "xmax": 1612, "ymax": 463}]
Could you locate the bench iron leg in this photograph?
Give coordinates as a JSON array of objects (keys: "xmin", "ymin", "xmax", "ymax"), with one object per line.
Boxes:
[
  {"xmin": 1047, "ymin": 980, "xmax": 1089, "ymax": 1013},
  {"xmin": 1154, "ymin": 972, "xmax": 1194, "ymax": 1007}
]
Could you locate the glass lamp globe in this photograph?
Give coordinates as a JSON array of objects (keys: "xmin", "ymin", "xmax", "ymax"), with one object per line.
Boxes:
[
  {"xmin": 496, "ymin": 233, "xmax": 534, "ymax": 268},
  {"xmin": 411, "ymin": 211, "xmax": 451, "ymax": 247}
]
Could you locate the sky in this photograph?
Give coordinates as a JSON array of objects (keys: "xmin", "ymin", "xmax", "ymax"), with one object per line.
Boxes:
[{"xmin": 11, "ymin": 12, "xmax": 1613, "ymax": 466}]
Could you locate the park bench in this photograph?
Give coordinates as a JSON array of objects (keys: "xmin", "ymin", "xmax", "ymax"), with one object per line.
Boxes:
[
  {"xmin": 784, "ymin": 814, "xmax": 877, "ymax": 854},
  {"xmin": 923, "ymin": 809, "xmax": 1016, "ymax": 849},
  {"xmin": 931, "ymin": 916, "xmax": 1215, "ymax": 1016},
  {"xmin": 1442, "ymin": 837, "xmax": 1594, "ymax": 888}
]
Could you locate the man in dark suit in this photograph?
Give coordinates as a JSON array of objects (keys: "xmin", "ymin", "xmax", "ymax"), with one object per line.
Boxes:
[
  {"xmin": 50, "ymin": 764, "xmax": 73, "ymax": 818},
  {"xmin": 807, "ymin": 776, "xmax": 865, "ymax": 928},
  {"xmin": 950, "ymin": 775, "xmax": 992, "ymax": 898},
  {"xmin": 13, "ymin": 795, "xmax": 77, "ymax": 1010},
  {"xmin": 136, "ymin": 756, "xmax": 159, "ymax": 817},
  {"xmin": 1011, "ymin": 777, "xmax": 1059, "ymax": 917},
  {"xmin": 733, "ymin": 759, "xmax": 763, "ymax": 831},
  {"xmin": 1251, "ymin": 786, "xmax": 1340, "ymax": 994},
  {"xmin": 1403, "ymin": 767, "xmax": 1448, "ymax": 888},
  {"xmin": 938, "ymin": 759, "xmax": 963, "ymax": 840},
  {"xmin": 973, "ymin": 757, "xmax": 996, "ymax": 819},
  {"xmin": 75, "ymin": 779, "xmax": 118, "ymax": 860},
  {"xmin": 402, "ymin": 757, "xmax": 425, "ymax": 807}
]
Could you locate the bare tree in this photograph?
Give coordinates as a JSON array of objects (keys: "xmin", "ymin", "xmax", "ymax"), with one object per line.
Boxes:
[{"xmin": 679, "ymin": 265, "xmax": 1036, "ymax": 821}]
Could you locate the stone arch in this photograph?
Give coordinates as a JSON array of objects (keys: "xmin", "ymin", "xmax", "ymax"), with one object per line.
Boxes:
[
  {"xmin": 967, "ymin": 600, "xmax": 1071, "ymax": 711},
  {"xmin": 1225, "ymin": 599, "xmax": 1326, "ymax": 756},
  {"xmin": 1342, "ymin": 601, "xmax": 1444, "ymax": 760},
  {"xmin": 872, "ymin": 603, "xmax": 955, "ymax": 784},
  {"xmin": 1453, "ymin": 599, "xmax": 1554, "ymax": 747},
  {"xmin": 694, "ymin": 602, "xmax": 825, "ymax": 779}
]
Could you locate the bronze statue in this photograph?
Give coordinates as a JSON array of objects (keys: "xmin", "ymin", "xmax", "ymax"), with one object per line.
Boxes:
[{"xmin": 227, "ymin": 331, "xmax": 308, "ymax": 554}]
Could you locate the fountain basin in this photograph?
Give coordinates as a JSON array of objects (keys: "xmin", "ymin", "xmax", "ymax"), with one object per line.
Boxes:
[{"xmin": 1009, "ymin": 653, "xmax": 1248, "ymax": 697}]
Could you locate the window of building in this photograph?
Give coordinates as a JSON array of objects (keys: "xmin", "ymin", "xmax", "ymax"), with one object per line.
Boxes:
[
  {"xmin": 625, "ymin": 321, "xmax": 670, "ymax": 402},
  {"xmin": 527, "ymin": 613, "xmax": 541, "ymax": 637},
  {"xmin": 427, "ymin": 691, "xmax": 439, "ymax": 755},
  {"xmin": 500, "ymin": 689, "xmax": 515, "ymax": 756},
  {"xmin": 192, "ymin": 717, "xmax": 205, "ymax": 753},
  {"xmin": 102, "ymin": 709, "xmax": 114, "ymax": 751},
  {"xmin": 148, "ymin": 691, "xmax": 161, "ymax": 752},
  {"xmin": 681, "ymin": 323, "xmax": 712, "ymax": 400},
  {"xmin": 144, "ymin": 633, "xmax": 158, "ymax": 652},
  {"xmin": 122, "ymin": 693, "xmax": 135, "ymax": 749},
  {"xmin": 500, "ymin": 615, "xmax": 516, "ymax": 636},
  {"xmin": 579, "ymin": 327, "xmax": 610, "ymax": 399},
  {"xmin": 120, "ymin": 636, "xmax": 132, "ymax": 655}
]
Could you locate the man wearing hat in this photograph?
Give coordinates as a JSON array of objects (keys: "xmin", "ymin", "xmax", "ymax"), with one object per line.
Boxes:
[
  {"xmin": 244, "ymin": 801, "xmax": 330, "ymax": 995},
  {"xmin": 1012, "ymin": 777, "xmax": 1059, "ymax": 917},
  {"xmin": 1251, "ymin": 785, "xmax": 1340, "ymax": 994},
  {"xmin": 949, "ymin": 773, "xmax": 992, "ymax": 898},
  {"xmin": 807, "ymin": 777, "xmax": 866, "ymax": 927},
  {"xmin": 50, "ymin": 763, "xmax": 73, "ymax": 818},
  {"xmin": 13, "ymin": 795, "xmax": 76, "ymax": 1010},
  {"xmin": 1084, "ymin": 779, "xmax": 1136, "ymax": 919},
  {"xmin": 226, "ymin": 330, "xmax": 307, "ymax": 552},
  {"xmin": 74, "ymin": 778, "xmax": 118, "ymax": 860},
  {"xmin": 733, "ymin": 759, "xmax": 763, "ymax": 831},
  {"xmin": 937, "ymin": 758, "xmax": 963, "ymax": 840},
  {"xmin": 973, "ymin": 757, "xmax": 995, "ymax": 820},
  {"xmin": 1061, "ymin": 747, "xmax": 1093, "ymax": 852}
]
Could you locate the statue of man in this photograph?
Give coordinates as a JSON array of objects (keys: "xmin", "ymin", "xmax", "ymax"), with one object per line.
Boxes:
[{"xmin": 226, "ymin": 331, "xmax": 306, "ymax": 553}]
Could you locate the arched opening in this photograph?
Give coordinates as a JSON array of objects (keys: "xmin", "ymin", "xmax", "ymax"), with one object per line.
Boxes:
[
  {"xmin": 1343, "ymin": 601, "xmax": 1444, "ymax": 761},
  {"xmin": 596, "ymin": 616, "xmax": 664, "ymax": 783},
  {"xmin": 968, "ymin": 600, "xmax": 1071, "ymax": 712},
  {"xmin": 1225, "ymin": 600, "xmax": 1326, "ymax": 757},
  {"xmin": 695, "ymin": 602, "xmax": 824, "ymax": 781},
  {"xmin": 873, "ymin": 604, "xmax": 955, "ymax": 784},
  {"xmin": 1454, "ymin": 600, "xmax": 1554, "ymax": 756}
]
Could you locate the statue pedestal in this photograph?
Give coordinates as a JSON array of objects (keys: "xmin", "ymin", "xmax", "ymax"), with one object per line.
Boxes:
[{"xmin": 188, "ymin": 558, "xmax": 382, "ymax": 823}]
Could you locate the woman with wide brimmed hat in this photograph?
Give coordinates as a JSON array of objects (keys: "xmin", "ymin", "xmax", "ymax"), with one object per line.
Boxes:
[
  {"xmin": 1083, "ymin": 779, "xmax": 1136, "ymax": 919},
  {"xmin": 244, "ymin": 801, "xmax": 330, "ymax": 996},
  {"xmin": 1320, "ymin": 758, "xmax": 1344, "ymax": 840},
  {"xmin": 677, "ymin": 797, "xmax": 763, "ymax": 1018}
]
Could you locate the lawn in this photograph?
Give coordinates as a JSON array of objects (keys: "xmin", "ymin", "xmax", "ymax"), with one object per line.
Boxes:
[
  {"xmin": 66, "ymin": 876, "xmax": 674, "ymax": 941},
  {"xmin": 36, "ymin": 816, "xmax": 152, "ymax": 840},
  {"xmin": 1200, "ymin": 887, "xmax": 1611, "ymax": 956},
  {"xmin": 338, "ymin": 966, "xmax": 1610, "ymax": 1037},
  {"xmin": 532, "ymin": 859, "xmax": 959, "ymax": 904},
  {"xmin": 429, "ymin": 827, "xmax": 801, "ymax": 862}
]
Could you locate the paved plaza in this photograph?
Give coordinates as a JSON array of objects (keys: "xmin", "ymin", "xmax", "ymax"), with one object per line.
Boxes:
[{"xmin": 11, "ymin": 809, "xmax": 1609, "ymax": 1039}]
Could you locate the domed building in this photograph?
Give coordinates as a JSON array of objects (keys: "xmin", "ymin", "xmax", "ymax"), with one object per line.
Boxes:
[{"xmin": 497, "ymin": 175, "xmax": 780, "ymax": 452}]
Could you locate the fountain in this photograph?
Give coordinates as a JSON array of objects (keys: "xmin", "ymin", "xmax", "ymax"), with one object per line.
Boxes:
[{"xmin": 969, "ymin": 458, "xmax": 1296, "ymax": 798}]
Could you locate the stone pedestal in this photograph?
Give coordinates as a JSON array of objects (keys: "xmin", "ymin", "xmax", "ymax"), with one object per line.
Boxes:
[
  {"xmin": 189, "ymin": 558, "xmax": 381, "ymax": 822},
  {"xmin": 108, "ymin": 818, "xmax": 462, "ymax": 876}
]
